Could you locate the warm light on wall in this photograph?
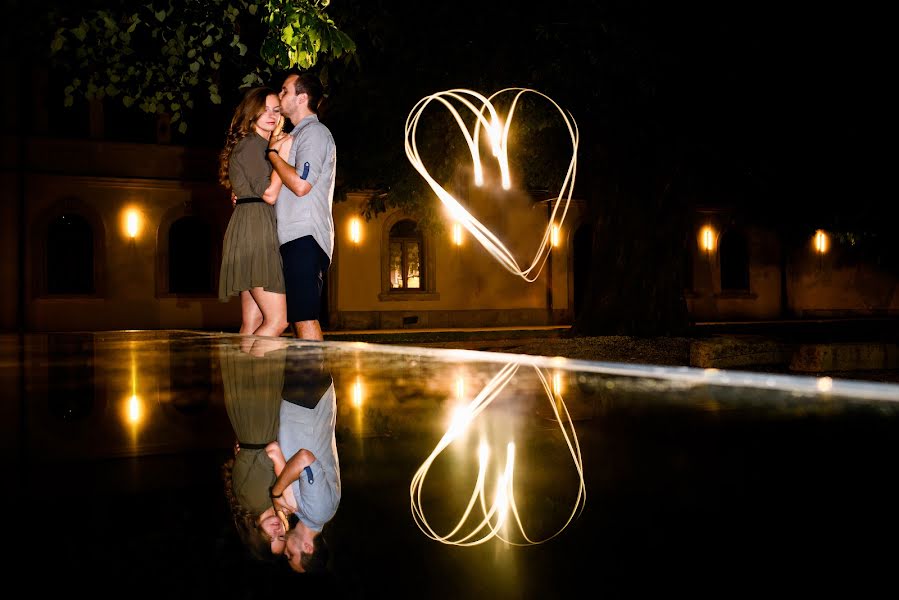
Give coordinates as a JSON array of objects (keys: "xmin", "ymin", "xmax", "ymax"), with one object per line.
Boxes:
[
  {"xmin": 700, "ymin": 225, "xmax": 716, "ymax": 252},
  {"xmin": 123, "ymin": 208, "xmax": 142, "ymax": 239},
  {"xmin": 349, "ymin": 218, "xmax": 361, "ymax": 245},
  {"xmin": 551, "ymin": 224, "xmax": 560, "ymax": 247},
  {"xmin": 814, "ymin": 229, "xmax": 829, "ymax": 254},
  {"xmin": 452, "ymin": 223, "xmax": 463, "ymax": 246}
]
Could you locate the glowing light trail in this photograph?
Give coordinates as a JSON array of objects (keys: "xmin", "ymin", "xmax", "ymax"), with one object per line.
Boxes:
[
  {"xmin": 409, "ymin": 362, "xmax": 586, "ymax": 546},
  {"xmin": 405, "ymin": 88, "xmax": 579, "ymax": 281}
]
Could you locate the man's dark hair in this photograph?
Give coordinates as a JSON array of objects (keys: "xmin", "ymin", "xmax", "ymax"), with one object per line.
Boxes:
[
  {"xmin": 285, "ymin": 69, "xmax": 324, "ymax": 114},
  {"xmin": 300, "ymin": 532, "xmax": 330, "ymax": 573}
]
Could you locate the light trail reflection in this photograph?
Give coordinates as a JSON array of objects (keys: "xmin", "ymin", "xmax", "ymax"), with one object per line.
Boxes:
[{"xmin": 410, "ymin": 363, "xmax": 586, "ymax": 546}]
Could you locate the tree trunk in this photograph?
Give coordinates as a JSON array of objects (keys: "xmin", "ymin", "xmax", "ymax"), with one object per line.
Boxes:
[{"xmin": 572, "ymin": 156, "xmax": 690, "ymax": 337}]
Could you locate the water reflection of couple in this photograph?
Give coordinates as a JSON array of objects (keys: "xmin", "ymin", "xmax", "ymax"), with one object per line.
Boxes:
[{"xmin": 220, "ymin": 338, "xmax": 340, "ymax": 573}]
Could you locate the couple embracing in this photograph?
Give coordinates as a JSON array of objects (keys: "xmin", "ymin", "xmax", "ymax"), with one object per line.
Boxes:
[{"xmin": 218, "ymin": 70, "xmax": 336, "ymax": 341}]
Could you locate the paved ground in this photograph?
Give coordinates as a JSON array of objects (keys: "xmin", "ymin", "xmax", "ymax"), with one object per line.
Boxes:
[{"xmin": 324, "ymin": 321, "xmax": 899, "ymax": 384}]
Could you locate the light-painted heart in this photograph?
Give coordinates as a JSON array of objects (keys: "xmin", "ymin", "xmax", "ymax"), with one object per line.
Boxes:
[
  {"xmin": 405, "ymin": 88, "xmax": 579, "ymax": 282},
  {"xmin": 409, "ymin": 362, "xmax": 586, "ymax": 546}
]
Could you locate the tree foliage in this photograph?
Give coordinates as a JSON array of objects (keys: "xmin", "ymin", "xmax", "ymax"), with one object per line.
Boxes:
[{"xmin": 49, "ymin": 0, "xmax": 355, "ymax": 134}]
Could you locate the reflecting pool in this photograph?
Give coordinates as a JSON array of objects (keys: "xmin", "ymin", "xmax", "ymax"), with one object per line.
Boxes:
[{"xmin": 3, "ymin": 331, "xmax": 898, "ymax": 597}]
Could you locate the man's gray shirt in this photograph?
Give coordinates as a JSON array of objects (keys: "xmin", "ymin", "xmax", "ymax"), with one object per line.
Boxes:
[
  {"xmin": 279, "ymin": 382, "xmax": 340, "ymax": 532},
  {"xmin": 275, "ymin": 114, "xmax": 337, "ymax": 260}
]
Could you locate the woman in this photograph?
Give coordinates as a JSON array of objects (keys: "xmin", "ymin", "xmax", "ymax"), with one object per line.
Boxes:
[
  {"xmin": 219, "ymin": 337, "xmax": 297, "ymax": 559},
  {"xmin": 218, "ymin": 87, "xmax": 292, "ymax": 336}
]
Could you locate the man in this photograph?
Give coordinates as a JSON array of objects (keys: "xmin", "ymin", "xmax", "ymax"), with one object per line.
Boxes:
[
  {"xmin": 267, "ymin": 70, "xmax": 336, "ymax": 341},
  {"xmin": 268, "ymin": 347, "xmax": 339, "ymax": 573}
]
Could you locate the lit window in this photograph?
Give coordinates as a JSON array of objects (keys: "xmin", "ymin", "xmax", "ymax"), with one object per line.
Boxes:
[
  {"xmin": 700, "ymin": 225, "xmax": 716, "ymax": 252},
  {"xmin": 388, "ymin": 219, "xmax": 423, "ymax": 290},
  {"xmin": 813, "ymin": 230, "xmax": 829, "ymax": 254}
]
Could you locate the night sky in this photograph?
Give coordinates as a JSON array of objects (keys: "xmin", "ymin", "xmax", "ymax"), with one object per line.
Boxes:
[
  {"xmin": 4, "ymin": 0, "xmax": 891, "ymax": 256},
  {"xmin": 325, "ymin": 0, "xmax": 886, "ymax": 232}
]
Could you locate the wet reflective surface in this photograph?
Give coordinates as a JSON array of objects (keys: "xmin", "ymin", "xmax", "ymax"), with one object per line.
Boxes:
[{"xmin": 4, "ymin": 331, "xmax": 899, "ymax": 597}]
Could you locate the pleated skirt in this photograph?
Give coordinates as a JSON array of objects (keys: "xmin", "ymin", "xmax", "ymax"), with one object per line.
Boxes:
[{"xmin": 218, "ymin": 202, "xmax": 286, "ymax": 299}]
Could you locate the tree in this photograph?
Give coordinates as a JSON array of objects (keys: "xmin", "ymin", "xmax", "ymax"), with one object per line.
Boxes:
[
  {"xmin": 48, "ymin": 0, "xmax": 355, "ymax": 136},
  {"xmin": 325, "ymin": 0, "xmax": 698, "ymax": 334},
  {"xmin": 325, "ymin": 0, "xmax": 834, "ymax": 335}
]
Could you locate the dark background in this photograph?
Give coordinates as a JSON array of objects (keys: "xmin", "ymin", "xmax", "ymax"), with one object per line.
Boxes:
[{"xmin": 3, "ymin": 0, "xmax": 893, "ymax": 335}]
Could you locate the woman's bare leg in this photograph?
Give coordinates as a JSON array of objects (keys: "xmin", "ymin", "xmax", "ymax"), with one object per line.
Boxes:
[
  {"xmin": 239, "ymin": 290, "xmax": 264, "ymax": 334},
  {"xmin": 249, "ymin": 287, "xmax": 288, "ymax": 337}
]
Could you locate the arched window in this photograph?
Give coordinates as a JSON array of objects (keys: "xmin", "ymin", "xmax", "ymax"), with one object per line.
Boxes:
[
  {"xmin": 389, "ymin": 219, "xmax": 423, "ymax": 290},
  {"xmin": 47, "ymin": 334, "xmax": 96, "ymax": 422},
  {"xmin": 168, "ymin": 216, "xmax": 214, "ymax": 294},
  {"xmin": 379, "ymin": 214, "xmax": 438, "ymax": 301},
  {"xmin": 168, "ymin": 351, "xmax": 212, "ymax": 415},
  {"xmin": 720, "ymin": 230, "xmax": 750, "ymax": 292},
  {"xmin": 47, "ymin": 213, "xmax": 94, "ymax": 294}
]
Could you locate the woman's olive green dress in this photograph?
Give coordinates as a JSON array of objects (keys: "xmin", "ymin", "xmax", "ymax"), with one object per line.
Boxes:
[
  {"xmin": 218, "ymin": 133, "xmax": 285, "ymax": 300},
  {"xmin": 219, "ymin": 342, "xmax": 286, "ymax": 515}
]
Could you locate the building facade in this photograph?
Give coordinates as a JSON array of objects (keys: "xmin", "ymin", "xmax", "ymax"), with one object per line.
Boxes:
[{"xmin": 1, "ymin": 80, "xmax": 895, "ymax": 332}]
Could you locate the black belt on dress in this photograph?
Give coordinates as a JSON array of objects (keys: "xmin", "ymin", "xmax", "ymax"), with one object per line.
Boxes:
[
  {"xmin": 236, "ymin": 197, "xmax": 265, "ymax": 205},
  {"xmin": 238, "ymin": 441, "xmax": 270, "ymax": 449}
]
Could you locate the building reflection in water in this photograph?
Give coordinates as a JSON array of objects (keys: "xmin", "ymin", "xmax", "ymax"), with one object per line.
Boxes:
[
  {"xmin": 11, "ymin": 331, "xmax": 899, "ymax": 597},
  {"xmin": 411, "ymin": 361, "xmax": 586, "ymax": 546}
]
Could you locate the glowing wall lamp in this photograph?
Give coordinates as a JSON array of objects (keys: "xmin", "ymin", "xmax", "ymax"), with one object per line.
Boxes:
[
  {"xmin": 699, "ymin": 225, "xmax": 716, "ymax": 253},
  {"xmin": 813, "ymin": 229, "xmax": 829, "ymax": 254},
  {"xmin": 551, "ymin": 223, "xmax": 560, "ymax": 248},
  {"xmin": 123, "ymin": 208, "xmax": 142, "ymax": 239},
  {"xmin": 452, "ymin": 223, "xmax": 463, "ymax": 246},
  {"xmin": 349, "ymin": 217, "xmax": 361, "ymax": 245}
]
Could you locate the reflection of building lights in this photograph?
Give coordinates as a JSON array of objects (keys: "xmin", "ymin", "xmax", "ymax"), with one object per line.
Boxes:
[
  {"xmin": 700, "ymin": 225, "xmax": 716, "ymax": 252},
  {"xmin": 125, "ymin": 343, "xmax": 144, "ymax": 429},
  {"xmin": 551, "ymin": 224, "xmax": 560, "ymax": 247},
  {"xmin": 349, "ymin": 218, "xmax": 361, "ymax": 245},
  {"xmin": 352, "ymin": 376, "xmax": 364, "ymax": 407},
  {"xmin": 814, "ymin": 230, "xmax": 829, "ymax": 254},
  {"xmin": 817, "ymin": 376, "xmax": 833, "ymax": 393},
  {"xmin": 124, "ymin": 209, "xmax": 141, "ymax": 239},
  {"xmin": 552, "ymin": 372, "xmax": 563, "ymax": 397},
  {"xmin": 455, "ymin": 377, "xmax": 465, "ymax": 401},
  {"xmin": 446, "ymin": 406, "xmax": 471, "ymax": 442},
  {"xmin": 452, "ymin": 223, "xmax": 463, "ymax": 246},
  {"xmin": 127, "ymin": 394, "xmax": 143, "ymax": 424}
]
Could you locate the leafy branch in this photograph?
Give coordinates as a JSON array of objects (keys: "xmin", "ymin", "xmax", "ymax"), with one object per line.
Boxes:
[{"xmin": 49, "ymin": 0, "xmax": 355, "ymax": 134}]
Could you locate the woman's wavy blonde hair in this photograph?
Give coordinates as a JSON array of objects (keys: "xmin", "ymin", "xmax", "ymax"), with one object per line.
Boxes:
[{"xmin": 218, "ymin": 87, "xmax": 282, "ymax": 189}]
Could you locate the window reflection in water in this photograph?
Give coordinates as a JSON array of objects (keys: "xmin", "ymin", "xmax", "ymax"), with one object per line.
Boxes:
[
  {"xmin": 411, "ymin": 362, "xmax": 586, "ymax": 546},
  {"xmin": 47, "ymin": 334, "xmax": 96, "ymax": 422}
]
